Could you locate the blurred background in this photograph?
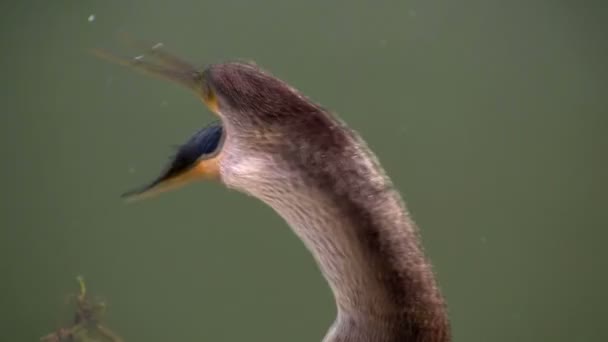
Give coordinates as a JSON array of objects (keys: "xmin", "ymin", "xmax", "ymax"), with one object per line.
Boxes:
[{"xmin": 0, "ymin": 1, "xmax": 606, "ymax": 341}]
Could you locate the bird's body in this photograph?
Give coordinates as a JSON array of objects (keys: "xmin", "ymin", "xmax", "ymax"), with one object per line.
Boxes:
[{"xmin": 96, "ymin": 42, "xmax": 450, "ymax": 341}]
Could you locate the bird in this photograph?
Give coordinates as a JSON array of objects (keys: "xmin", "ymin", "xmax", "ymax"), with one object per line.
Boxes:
[{"xmin": 94, "ymin": 39, "xmax": 451, "ymax": 342}]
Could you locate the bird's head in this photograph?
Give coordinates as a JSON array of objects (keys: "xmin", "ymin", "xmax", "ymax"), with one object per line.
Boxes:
[{"xmin": 95, "ymin": 41, "xmax": 336, "ymax": 201}]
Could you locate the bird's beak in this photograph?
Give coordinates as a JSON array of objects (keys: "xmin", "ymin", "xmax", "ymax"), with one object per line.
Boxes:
[
  {"xmin": 93, "ymin": 36, "xmax": 224, "ymax": 202},
  {"xmin": 91, "ymin": 35, "xmax": 206, "ymax": 100},
  {"xmin": 121, "ymin": 156, "xmax": 220, "ymax": 203}
]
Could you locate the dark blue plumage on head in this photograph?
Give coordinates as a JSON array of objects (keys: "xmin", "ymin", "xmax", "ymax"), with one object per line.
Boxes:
[
  {"xmin": 162, "ymin": 121, "xmax": 223, "ymax": 179},
  {"xmin": 122, "ymin": 121, "xmax": 223, "ymax": 199}
]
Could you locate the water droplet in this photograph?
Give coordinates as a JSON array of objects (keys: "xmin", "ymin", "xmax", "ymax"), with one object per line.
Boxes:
[{"xmin": 88, "ymin": 14, "xmax": 96, "ymax": 22}]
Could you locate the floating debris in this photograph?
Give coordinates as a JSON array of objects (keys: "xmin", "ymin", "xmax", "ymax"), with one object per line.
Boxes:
[
  {"xmin": 41, "ymin": 276, "xmax": 123, "ymax": 342},
  {"xmin": 88, "ymin": 14, "xmax": 96, "ymax": 22}
]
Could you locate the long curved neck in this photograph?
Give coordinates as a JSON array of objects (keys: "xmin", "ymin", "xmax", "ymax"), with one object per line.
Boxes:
[
  {"xmin": 223, "ymin": 117, "xmax": 450, "ymax": 341},
  {"xmin": 267, "ymin": 181, "xmax": 450, "ymax": 342},
  {"xmin": 251, "ymin": 138, "xmax": 451, "ymax": 341}
]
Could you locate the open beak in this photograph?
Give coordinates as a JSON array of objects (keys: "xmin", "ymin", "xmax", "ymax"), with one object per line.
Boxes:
[{"xmin": 93, "ymin": 35, "xmax": 224, "ymax": 202}]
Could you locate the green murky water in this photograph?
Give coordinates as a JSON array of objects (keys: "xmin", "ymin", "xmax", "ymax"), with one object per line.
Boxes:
[{"xmin": 1, "ymin": 1, "xmax": 606, "ymax": 341}]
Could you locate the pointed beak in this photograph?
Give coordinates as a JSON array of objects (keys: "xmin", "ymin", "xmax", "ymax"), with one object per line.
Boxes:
[
  {"xmin": 121, "ymin": 156, "xmax": 220, "ymax": 203},
  {"xmin": 93, "ymin": 36, "xmax": 224, "ymax": 202},
  {"xmin": 121, "ymin": 178, "xmax": 184, "ymax": 203},
  {"xmin": 91, "ymin": 35, "xmax": 204, "ymax": 95}
]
